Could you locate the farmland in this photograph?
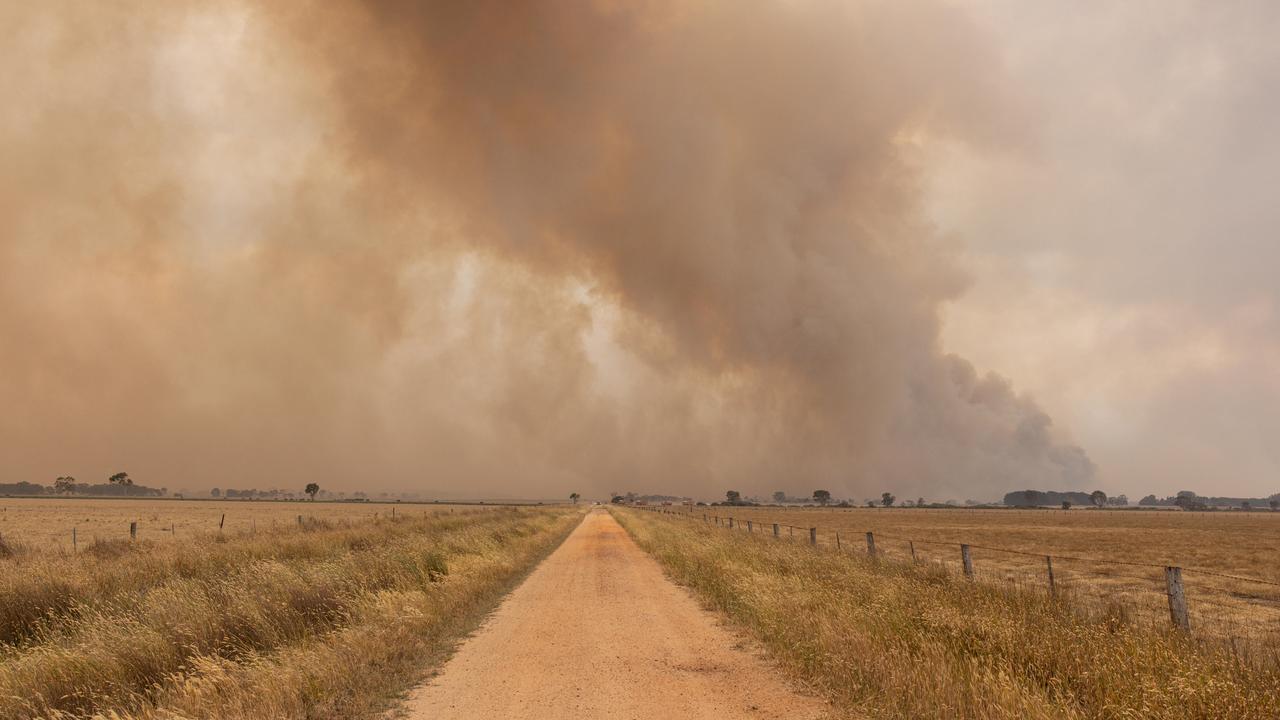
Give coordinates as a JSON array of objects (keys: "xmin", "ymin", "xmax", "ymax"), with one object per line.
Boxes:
[
  {"xmin": 0, "ymin": 501, "xmax": 581, "ymax": 719},
  {"xmin": 616, "ymin": 506, "xmax": 1280, "ymax": 720},
  {"xmin": 0, "ymin": 498, "xmax": 514, "ymax": 550},
  {"xmin": 664, "ymin": 505, "xmax": 1280, "ymax": 646}
]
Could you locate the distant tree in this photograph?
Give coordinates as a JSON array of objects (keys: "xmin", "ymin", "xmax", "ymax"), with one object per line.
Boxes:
[
  {"xmin": 1242, "ymin": 501, "xmax": 1252, "ymax": 511},
  {"xmin": 1271, "ymin": 499, "xmax": 1280, "ymax": 511},
  {"xmin": 305, "ymin": 483, "xmax": 320, "ymax": 501},
  {"xmin": 1176, "ymin": 490, "xmax": 1197, "ymax": 500},
  {"xmin": 211, "ymin": 488, "xmax": 221, "ymax": 498},
  {"xmin": 772, "ymin": 491, "xmax": 787, "ymax": 504},
  {"xmin": 54, "ymin": 476, "xmax": 77, "ymax": 495},
  {"xmin": 1090, "ymin": 490, "xmax": 1107, "ymax": 508},
  {"xmin": 109, "ymin": 472, "xmax": 133, "ymax": 496},
  {"xmin": 610, "ymin": 494, "xmax": 624, "ymax": 504},
  {"xmin": 865, "ymin": 500, "xmax": 876, "ymax": 508},
  {"xmin": 1061, "ymin": 500, "xmax": 1072, "ymax": 510},
  {"xmin": 917, "ymin": 497, "xmax": 926, "ymax": 508},
  {"xmin": 1174, "ymin": 495, "xmax": 1206, "ymax": 511},
  {"xmin": 569, "ymin": 492, "xmax": 581, "ymax": 505},
  {"xmin": 725, "ymin": 490, "xmax": 741, "ymax": 505},
  {"xmin": 813, "ymin": 490, "xmax": 831, "ymax": 506},
  {"xmin": 881, "ymin": 492, "xmax": 896, "ymax": 508}
]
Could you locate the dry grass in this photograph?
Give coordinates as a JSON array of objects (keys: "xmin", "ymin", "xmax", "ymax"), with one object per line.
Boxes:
[
  {"xmin": 0, "ymin": 497, "xmax": 496, "ymax": 549},
  {"xmin": 0, "ymin": 506, "xmax": 581, "ymax": 719},
  {"xmin": 615, "ymin": 506, "xmax": 1280, "ymax": 720},
  {"xmin": 669, "ymin": 505, "xmax": 1280, "ymax": 646}
]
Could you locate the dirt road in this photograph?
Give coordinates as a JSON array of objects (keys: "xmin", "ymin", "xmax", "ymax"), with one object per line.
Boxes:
[{"xmin": 396, "ymin": 509, "xmax": 831, "ymax": 719}]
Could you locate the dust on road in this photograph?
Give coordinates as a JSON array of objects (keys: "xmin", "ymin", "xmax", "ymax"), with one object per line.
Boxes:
[{"xmin": 395, "ymin": 509, "xmax": 832, "ymax": 719}]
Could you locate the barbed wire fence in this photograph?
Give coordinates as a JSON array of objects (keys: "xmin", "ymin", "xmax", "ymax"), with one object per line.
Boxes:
[{"xmin": 634, "ymin": 505, "xmax": 1280, "ymax": 637}]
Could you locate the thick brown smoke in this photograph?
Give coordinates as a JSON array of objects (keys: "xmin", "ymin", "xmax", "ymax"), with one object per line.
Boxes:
[{"xmin": 0, "ymin": 0, "xmax": 1092, "ymax": 500}]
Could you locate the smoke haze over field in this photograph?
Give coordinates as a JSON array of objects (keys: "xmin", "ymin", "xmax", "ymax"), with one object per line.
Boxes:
[{"xmin": 3, "ymin": 1, "xmax": 1274, "ymax": 500}]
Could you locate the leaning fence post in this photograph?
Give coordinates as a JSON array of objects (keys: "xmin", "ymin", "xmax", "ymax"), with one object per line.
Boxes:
[
  {"xmin": 1046, "ymin": 556, "xmax": 1056, "ymax": 596},
  {"xmin": 809, "ymin": 527, "xmax": 817, "ymax": 546},
  {"xmin": 220, "ymin": 513, "xmax": 226, "ymax": 530},
  {"xmin": 130, "ymin": 522, "xmax": 137, "ymax": 540},
  {"xmin": 866, "ymin": 532, "xmax": 876, "ymax": 557},
  {"xmin": 772, "ymin": 523, "xmax": 780, "ymax": 537},
  {"xmin": 1165, "ymin": 566, "xmax": 1190, "ymax": 631},
  {"xmin": 909, "ymin": 540, "xmax": 916, "ymax": 562},
  {"xmin": 961, "ymin": 544, "xmax": 974, "ymax": 580}
]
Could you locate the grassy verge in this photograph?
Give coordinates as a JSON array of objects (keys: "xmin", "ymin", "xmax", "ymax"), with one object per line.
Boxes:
[
  {"xmin": 0, "ymin": 507, "xmax": 580, "ymax": 719},
  {"xmin": 613, "ymin": 507, "xmax": 1280, "ymax": 720}
]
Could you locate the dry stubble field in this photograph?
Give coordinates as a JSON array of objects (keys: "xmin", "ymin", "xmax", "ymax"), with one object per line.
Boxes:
[
  {"xmin": 618, "ymin": 506, "xmax": 1280, "ymax": 719},
  {"xmin": 665, "ymin": 505, "xmax": 1280, "ymax": 645},
  {"xmin": 0, "ymin": 500, "xmax": 582, "ymax": 719},
  {"xmin": 0, "ymin": 498, "xmax": 497, "ymax": 549}
]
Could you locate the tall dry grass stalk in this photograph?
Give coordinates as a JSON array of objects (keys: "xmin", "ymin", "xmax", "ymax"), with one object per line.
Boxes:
[
  {"xmin": 0, "ymin": 507, "xmax": 580, "ymax": 719},
  {"xmin": 615, "ymin": 507, "xmax": 1280, "ymax": 720}
]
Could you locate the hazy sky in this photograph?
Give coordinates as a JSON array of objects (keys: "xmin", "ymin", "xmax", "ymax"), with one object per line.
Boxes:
[
  {"xmin": 1, "ymin": 1, "xmax": 1276, "ymax": 500},
  {"xmin": 932, "ymin": 1, "xmax": 1280, "ymax": 497}
]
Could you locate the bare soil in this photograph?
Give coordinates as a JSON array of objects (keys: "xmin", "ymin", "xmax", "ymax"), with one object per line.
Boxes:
[{"xmin": 395, "ymin": 509, "xmax": 831, "ymax": 719}]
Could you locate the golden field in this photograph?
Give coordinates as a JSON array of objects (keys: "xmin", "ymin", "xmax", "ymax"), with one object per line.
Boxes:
[
  {"xmin": 616, "ymin": 506, "xmax": 1280, "ymax": 720},
  {"xmin": 0, "ymin": 504, "xmax": 581, "ymax": 719},
  {"xmin": 0, "ymin": 497, "xmax": 506, "ymax": 550},
  {"xmin": 663, "ymin": 505, "xmax": 1280, "ymax": 646}
]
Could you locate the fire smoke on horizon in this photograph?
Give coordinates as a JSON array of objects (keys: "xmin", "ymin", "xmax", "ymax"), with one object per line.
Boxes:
[{"xmin": 0, "ymin": 0, "xmax": 1096, "ymax": 500}]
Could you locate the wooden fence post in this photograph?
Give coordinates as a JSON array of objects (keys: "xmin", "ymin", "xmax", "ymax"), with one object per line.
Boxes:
[
  {"xmin": 1046, "ymin": 556, "xmax": 1056, "ymax": 596},
  {"xmin": 772, "ymin": 523, "xmax": 779, "ymax": 537},
  {"xmin": 836, "ymin": 531, "xmax": 841, "ymax": 549},
  {"xmin": 130, "ymin": 522, "xmax": 137, "ymax": 540},
  {"xmin": 866, "ymin": 531, "xmax": 876, "ymax": 557},
  {"xmin": 909, "ymin": 540, "xmax": 916, "ymax": 562},
  {"xmin": 220, "ymin": 513, "xmax": 226, "ymax": 530},
  {"xmin": 747, "ymin": 520, "xmax": 753, "ymax": 533},
  {"xmin": 809, "ymin": 527, "xmax": 817, "ymax": 546},
  {"xmin": 72, "ymin": 526, "xmax": 77, "ymax": 552},
  {"xmin": 728, "ymin": 517, "xmax": 734, "ymax": 529},
  {"xmin": 1165, "ymin": 566, "xmax": 1190, "ymax": 631},
  {"xmin": 961, "ymin": 544, "xmax": 974, "ymax": 580},
  {"xmin": 297, "ymin": 514, "xmax": 303, "ymax": 526}
]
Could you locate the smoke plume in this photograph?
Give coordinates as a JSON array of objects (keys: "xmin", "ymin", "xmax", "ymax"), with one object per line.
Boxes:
[{"xmin": 0, "ymin": 0, "xmax": 1092, "ymax": 500}]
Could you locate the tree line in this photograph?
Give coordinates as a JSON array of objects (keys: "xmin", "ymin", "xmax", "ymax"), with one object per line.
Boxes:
[{"xmin": 0, "ymin": 472, "xmax": 164, "ymax": 497}]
